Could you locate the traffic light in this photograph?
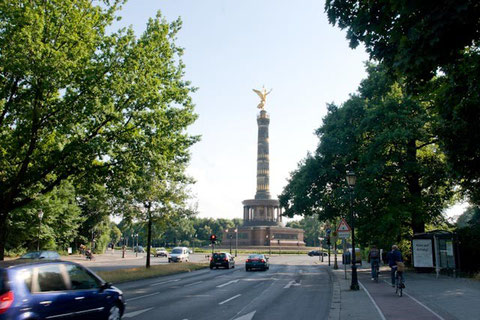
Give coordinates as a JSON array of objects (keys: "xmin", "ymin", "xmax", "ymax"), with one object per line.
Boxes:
[{"xmin": 210, "ymin": 234, "xmax": 217, "ymax": 244}]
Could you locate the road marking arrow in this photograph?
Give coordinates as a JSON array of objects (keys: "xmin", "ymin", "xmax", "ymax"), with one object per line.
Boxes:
[
  {"xmin": 233, "ymin": 311, "xmax": 256, "ymax": 320},
  {"xmin": 123, "ymin": 307, "xmax": 154, "ymax": 318},
  {"xmin": 216, "ymin": 279, "xmax": 239, "ymax": 288}
]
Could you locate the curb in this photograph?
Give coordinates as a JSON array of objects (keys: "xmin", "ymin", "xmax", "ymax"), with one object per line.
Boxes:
[{"xmin": 327, "ymin": 267, "xmax": 341, "ymax": 320}]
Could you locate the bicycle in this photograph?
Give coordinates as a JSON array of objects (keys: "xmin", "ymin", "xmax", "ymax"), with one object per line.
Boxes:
[{"xmin": 395, "ymin": 270, "xmax": 404, "ymax": 297}]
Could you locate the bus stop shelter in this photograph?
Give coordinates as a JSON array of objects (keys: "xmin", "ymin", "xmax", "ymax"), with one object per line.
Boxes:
[{"xmin": 412, "ymin": 230, "xmax": 457, "ymax": 277}]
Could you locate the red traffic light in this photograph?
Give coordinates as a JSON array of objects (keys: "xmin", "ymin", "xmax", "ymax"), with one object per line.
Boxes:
[{"xmin": 210, "ymin": 234, "xmax": 217, "ymax": 243}]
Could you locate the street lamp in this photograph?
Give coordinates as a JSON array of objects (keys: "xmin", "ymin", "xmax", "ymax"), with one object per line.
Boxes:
[
  {"xmin": 319, "ymin": 237, "xmax": 324, "ymax": 262},
  {"xmin": 346, "ymin": 170, "xmax": 359, "ymax": 291},
  {"xmin": 234, "ymin": 228, "xmax": 238, "ymax": 257},
  {"xmin": 266, "ymin": 234, "xmax": 271, "ymax": 255},
  {"xmin": 135, "ymin": 233, "xmax": 139, "ymax": 257},
  {"xmin": 37, "ymin": 210, "xmax": 44, "ymax": 251}
]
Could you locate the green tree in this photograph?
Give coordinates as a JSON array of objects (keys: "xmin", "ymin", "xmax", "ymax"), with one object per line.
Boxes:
[
  {"xmin": 325, "ymin": 0, "xmax": 480, "ymax": 82},
  {"xmin": 325, "ymin": 1, "xmax": 480, "ymax": 206},
  {"xmin": 0, "ymin": 1, "xmax": 196, "ymax": 259},
  {"xmin": 6, "ymin": 180, "xmax": 83, "ymax": 255},
  {"xmin": 280, "ymin": 64, "xmax": 452, "ymax": 248}
]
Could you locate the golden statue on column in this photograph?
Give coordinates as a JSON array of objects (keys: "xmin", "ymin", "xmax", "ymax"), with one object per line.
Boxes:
[{"xmin": 252, "ymin": 86, "xmax": 272, "ymax": 110}]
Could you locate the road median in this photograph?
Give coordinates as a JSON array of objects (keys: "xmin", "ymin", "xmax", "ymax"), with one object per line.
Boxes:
[{"xmin": 97, "ymin": 262, "xmax": 209, "ymax": 284}]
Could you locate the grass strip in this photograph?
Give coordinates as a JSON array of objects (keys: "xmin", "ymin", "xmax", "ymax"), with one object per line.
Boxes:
[{"xmin": 97, "ymin": 263, "xmax": 209, "ymax": 284}]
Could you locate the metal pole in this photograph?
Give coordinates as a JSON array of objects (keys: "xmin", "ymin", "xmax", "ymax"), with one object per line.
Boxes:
[
  {"xmin": 37, "ymin": 216, "xmax": 41, "ymax": 251},
  {"xmin": 350, "ymin": 187, "xmax": 359, "ymax": 290},
  {"xmin": 229, "ymin": 235, "xmax": 232, "ymax": 255},
  {"xmin": 334, "ymin": 239, "xmax": 338, "ymax": 269},
  {"xmin": 328, "ymin": 244, "xmax": 331, "ymax": 266},
  {"xmin": 235, "ymin": 229, "xmax": 238, "ymax": 257}
]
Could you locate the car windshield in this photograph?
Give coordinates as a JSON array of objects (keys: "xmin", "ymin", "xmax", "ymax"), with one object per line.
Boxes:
[
  {"xmin": 171, "ymin": 249, "xmax": 182, "ymax": 254},
  {"xmin": 213, "ymin": 253, "xmax": 226, "ymax": 258},
  {"xmin": 20, "ymin": 252, "xmax": 40, "ymax": 259},
  {"xmin": 248, "ymin": 254, "xmax": 263, "ymax": 259}
]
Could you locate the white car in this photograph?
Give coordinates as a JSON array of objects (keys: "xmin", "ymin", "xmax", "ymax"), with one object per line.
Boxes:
[
  {"xmin": 168, "ymin": 247, "xmax": 190, "ymax": 263},
  {"xmin": 155, "ymin": 247, "xmax": 168, "ymax": 257}
]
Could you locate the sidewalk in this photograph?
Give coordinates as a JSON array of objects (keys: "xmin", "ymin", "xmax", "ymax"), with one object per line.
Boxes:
[{"xmin": 327, "ymin": 262, "xmax": 480, "ymax": 320}]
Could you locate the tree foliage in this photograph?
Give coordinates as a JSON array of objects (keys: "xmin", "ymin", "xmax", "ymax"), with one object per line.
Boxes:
[
  {"xmin": 325, "ymin": 0, "xmax": 480, "ymax": 82},
  {"xmin": 280, "ymin": 64, "xmax": 453, "ymax": 249},
  {"xmin": 325, "ymin": 1, "xmax": 480, "ymax": 206},
  {"xmin": 0, "ymin": 1, "xmax": 197, "ymax": 259}
]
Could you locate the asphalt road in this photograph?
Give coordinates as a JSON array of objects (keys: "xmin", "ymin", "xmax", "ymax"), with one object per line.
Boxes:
[{"xmin": 116, "ymin": 255, "xmax": 332, "ymax": 320}]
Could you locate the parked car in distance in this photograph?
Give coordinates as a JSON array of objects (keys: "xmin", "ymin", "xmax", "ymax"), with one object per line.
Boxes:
[
  {"xmin": 168, "ymin": 247, "xmax": 190, "ymax": 263},
  {"xmin": 0, "ymin": 261, "xmax": 124, "ymax": 320},
  {"xmin": 307, "ymin": 250, "xmax": 328, "ymax": 257},
  {"xmin": 155, "ymin": 247, "xmax": 168, "ymax": 257},
  {"xmin": 18, "ymin": 251, "xmax": 60, "ymax": 260},
  {"xmin": 245, "ymin": 254, "xmax": 269, "ymax": 271},
  {"xmin": 210, "ymin": 252, "xmax": 235, "ymax": 269},
  {"xmin": 133, "ymin": 246, "xmax": 145, "ymax": 253}
]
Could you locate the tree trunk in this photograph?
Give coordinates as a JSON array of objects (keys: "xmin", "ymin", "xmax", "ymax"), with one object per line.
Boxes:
[
  {"xmin": 0, "ymin": 209, "xmax": 7, "ymax": 261},
  {"xmin": 406, "ymin": 139, "xmax": 425, "ymax": 234},
  {"xmin": 146, "ymin": 203, "xmax": 152, "ymax": 268}
]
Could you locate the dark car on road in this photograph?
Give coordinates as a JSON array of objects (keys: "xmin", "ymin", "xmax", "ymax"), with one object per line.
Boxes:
[
  {"xmin": 245, "ymin": 254, "xmax": 269, "ymax": 271},
  {"xmin": 0, "ymin": 261, "xmax": 124, "ymax": 320},
  {"xmin": 210, "ymin": 252, "xmax": 235, "ymax": 269},
  {"xmin": 18, "ymin": 251, "xmax": 60, "ymax": 260},
  {"xmin": 133, "ymin": 246, "xmax": 145, "ymax": 253},
  {"xmin": 308, "ymin": 250, "xmax": 328, "ymax": 257}
]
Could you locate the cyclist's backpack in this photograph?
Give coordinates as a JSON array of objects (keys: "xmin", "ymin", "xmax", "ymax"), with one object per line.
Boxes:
[{"xmin": 370, "ymin": 248, "xmax": 379, "ymax": 259}]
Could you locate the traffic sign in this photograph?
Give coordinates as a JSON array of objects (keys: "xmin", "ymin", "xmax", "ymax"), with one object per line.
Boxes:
[
  {"xmin": 336, "ymin": 218, "xmax": 351, "ymax": 232},
  {"xmin": 338, "ymin": 232, "xmax": 350, "ymax": 239}
]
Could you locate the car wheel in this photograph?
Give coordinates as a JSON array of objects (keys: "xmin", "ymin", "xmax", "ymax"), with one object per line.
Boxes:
[
  {"xmin": 210, "ymin": 266, "xmax": 213, "ymax": 269},
  {"xmin": 245, "ymin": 268, "xmax": 249, "ymax": 272},
  {"xmin": 232, "ymin": 265, "xmax": 235, "ymax": 269},
  {"xmin": 108, "ymin": 304, "xmax": 122, "ymax": 320}
]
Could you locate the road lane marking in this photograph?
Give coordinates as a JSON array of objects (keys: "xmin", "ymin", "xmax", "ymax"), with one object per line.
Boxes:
[
  {"xmin": 216, "ymin": 279, "xmax": 239, "ymax": 288},
  {"xmin": 150, "ymin": 279, "xmax": 180, "ymax": 287},
  {"xmin": 123, "ymin": 307, "xmax": 154, "ymax": 318},
  {"xmin": 404, "ymin": 292, "xmax": 446, "ymax": 320},
  {"xmin": 218, "ymin": 294, "xmax": 241, "ymax": 305},
  {"xmin": 358, "ymin": 281, "xmax": 386, "ymax": 320},
  {"xmin": 381, "ymin": 280, "xmax": 445, "ymax": 320},
  {"xmin": 127, "ymin": 292, "xmax": 159, "ymax": 302},
  {"xmin": 284, "ymin": 280, "xmax": 301, "ymax": 288},
  {"xmin": 184, "ymin": 281, "xmax": 203, "ymax": 287},
  {"xmin": 233, "ymin": 311, "xmax": 256, "ymax": 320}
]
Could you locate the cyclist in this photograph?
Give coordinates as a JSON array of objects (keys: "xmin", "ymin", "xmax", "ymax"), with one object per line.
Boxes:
[
  {"xmin": 387, "ymin": 245, "xmax": 404, "ymax": 287},
  {"xmin": 368, "ymin": 245, "xmax": 380, "ymax": 280}
]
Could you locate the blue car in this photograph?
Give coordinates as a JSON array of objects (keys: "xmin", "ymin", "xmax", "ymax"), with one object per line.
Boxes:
[{"xmin": 0, "ymin": 261, "xmax": 124, "ymax": 319}]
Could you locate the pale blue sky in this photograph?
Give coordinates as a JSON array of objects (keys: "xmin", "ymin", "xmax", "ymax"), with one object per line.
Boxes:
[{"xmin": 113, "ymin": 0, "xmax": 464, "ymax": 221}]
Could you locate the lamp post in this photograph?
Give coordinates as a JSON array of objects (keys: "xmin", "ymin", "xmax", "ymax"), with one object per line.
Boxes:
[
  {"xmin": 135, "ymin": 233, "xmax": 139, "ymax": 257},
  {"xmin": 319, "ymin": 237, "xmax": 324, "ymax": 262},
  {"xmin": 121, "ymin": 237, "xmax": 125, "ymax": 258},
  {"xmin": 37, "ymin": 210, "xmax": 44, "ymax": 251},
  {"xmin": 346, "ymin": 170, "xmax": 359, "ymax": 291},
  {"xmin": 266, "ymin": 234, "xmax": 271, "ymax": 255},
  {"xmin": 234, "ymin": 228, "xmax": 238, "ymax": 257}
]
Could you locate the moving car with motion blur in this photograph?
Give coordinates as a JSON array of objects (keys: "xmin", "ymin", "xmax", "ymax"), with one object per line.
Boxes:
[
  {"xmin": 209, "ymin": 252, "xmax": 235, "ymax": 269},
  {"xmin": 245, "ymin": 254, "xmax": 269, "ymax": 271},
  {"xmin": 18, "ymin": 251, "xmax": 60, "ymax": 260},
  {"xmin": 0, "ymin": 261, "xmax": 124, "ymax": 320}
]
